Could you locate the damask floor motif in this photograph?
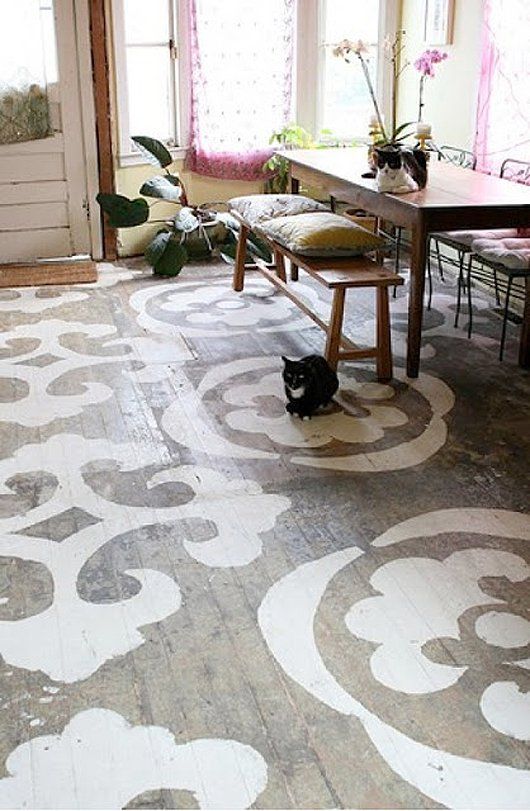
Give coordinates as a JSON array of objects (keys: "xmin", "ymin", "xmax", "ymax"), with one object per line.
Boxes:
[{"xmin": 0, "ymin": 260, "xmax": 528, "ymax": 809}]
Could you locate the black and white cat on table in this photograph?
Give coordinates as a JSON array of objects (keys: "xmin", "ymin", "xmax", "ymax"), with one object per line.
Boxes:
[{"xmin": 374, "ymin": 146, "xmax": 428, "ymax": 194}]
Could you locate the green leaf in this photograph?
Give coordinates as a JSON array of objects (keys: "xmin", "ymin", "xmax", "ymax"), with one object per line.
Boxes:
[
  {"xmin": 183, "ymin": 234, "xmax": 213, "ymax": 260},
  {"xmin": 145, "ymin": 230, "xmax": 171, "ymax": 267},
  {"xmin": 246, "ymin": 231, "xmax": 272, "ymax": 262},
  {"xmin": 392, "ymin": 131, "xmax": 415, "ymax": 143},
  {"xmin": 131, "ymin": 135, "xmax": 173, "ymax": 168},
  {"xmin": 392, "ymin": 121, "xmax": 415, "ymax": 139},
  {"xmin": 218, "ymin": 241, "xmax": 238, "ymax": 264},
  {"xmin": 171, "ymin": 207, "xmax": 200, "ymax": 233},
  {"xmin": 96, "ymin": 193, "xmax": 149, "ymax": 228},
  {"xmin": 140, "ymin": 174, "xmax": 183, "ymax": 201},
  {"xmin": 216, "ymin": 212, "xmax": 241, "ymax": 232},
  {"xmin": 153, "ymin": 237, "xmax": 188, "ymax": 276}
]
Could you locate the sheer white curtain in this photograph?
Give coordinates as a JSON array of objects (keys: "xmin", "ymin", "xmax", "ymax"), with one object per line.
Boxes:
[
  {"xmin": 187, "ymin": 0, "xmax": 295, "ymax": 180},
  {"xmin": 474, "ymin": 0, "xmax": 530, "ymax": 174}
]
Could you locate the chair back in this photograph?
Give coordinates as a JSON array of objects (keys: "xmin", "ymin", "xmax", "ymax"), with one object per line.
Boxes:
[
  {"xmin": 500, "ymin": 158, "xmax": 530, "ymax": 185},
  {"xmin": 437, "ymin": 145, "xmax": 477, "ymax": 170}
]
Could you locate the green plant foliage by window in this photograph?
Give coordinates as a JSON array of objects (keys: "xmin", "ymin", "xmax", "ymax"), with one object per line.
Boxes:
[
  {"xmin": 263, "ymin": 123, "xmax": 356, "ymax": 194},
  {"xmin": 96, "ymin": 136, "xmax": 271, "ymax": 277}
]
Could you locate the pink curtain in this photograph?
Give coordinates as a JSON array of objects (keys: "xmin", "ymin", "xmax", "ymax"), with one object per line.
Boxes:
[
  {"xmin": 187, "ymin": 0, "xmax": 295, "ymax": 180},
  {"xmin": 474, "ymin": 0, "xmax": 530, "ymax": 174}
]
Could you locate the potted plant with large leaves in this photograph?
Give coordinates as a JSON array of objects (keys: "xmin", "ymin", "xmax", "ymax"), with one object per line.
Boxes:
[{"xmin": 96, "ymin": 136, "xmax": 271, "ymax": 277}]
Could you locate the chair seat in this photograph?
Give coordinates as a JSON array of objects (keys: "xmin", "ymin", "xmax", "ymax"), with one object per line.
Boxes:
[
  {"xmin": 433, "ymin": 228, "xmax": 521, "ymax": 249},
  {"xmin": 228, "ymin": 193, "xmax": 328, "ymax": 229},
  {"xmin": 471, "ymin": 237, "xmax": 530, "ymax": 271}
]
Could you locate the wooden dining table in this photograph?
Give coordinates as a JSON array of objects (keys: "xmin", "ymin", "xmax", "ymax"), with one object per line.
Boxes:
[{"xmin": 284, "ymin": 148, "xmax": 530, "ymax": 377}]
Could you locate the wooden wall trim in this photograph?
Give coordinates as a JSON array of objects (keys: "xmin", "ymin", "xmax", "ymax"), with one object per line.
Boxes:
[{"xmin": 89, "ymin": 0, "xmax": 117, "ymax": 260}]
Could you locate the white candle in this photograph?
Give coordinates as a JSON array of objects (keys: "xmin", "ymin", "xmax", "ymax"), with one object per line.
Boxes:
[{"xmin": 416, "ymin": 123, "xmax": 432, "ymax": 137}]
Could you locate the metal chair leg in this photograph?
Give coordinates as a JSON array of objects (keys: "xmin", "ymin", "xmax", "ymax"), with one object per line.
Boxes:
[
  {"xmin": 493, "ymin": 267, "xmax": 501, "ymax": 306},
  {"xmin": 454, "ymin": 251, "xmax": 465, "ymax": 328},
  {"xmin": 499, "ymin": 276, "xmax": 514, "ymax": 361},
  {"xmin": 466, "ymin": 254, "xmax": 474, "ymax": 339},
  {"xmin": 435, "ymin": 239, "xmax": 445, "ymax": 281}
]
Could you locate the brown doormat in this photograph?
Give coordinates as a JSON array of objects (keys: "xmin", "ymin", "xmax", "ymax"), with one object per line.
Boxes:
[{"xmin": 0, "ymin": 257, "xmax": 97, "ymax": 288}]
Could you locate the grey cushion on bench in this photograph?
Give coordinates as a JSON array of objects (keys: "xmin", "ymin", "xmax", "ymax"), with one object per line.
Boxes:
[{"xmin": 228, "ymin": 194, "xmax": 328, "ymax": 228}]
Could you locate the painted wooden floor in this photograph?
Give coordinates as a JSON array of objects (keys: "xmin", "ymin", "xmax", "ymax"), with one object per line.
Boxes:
[{"xmin": 0, "ymin": 260, "xmax": 528, "ymax": 809}]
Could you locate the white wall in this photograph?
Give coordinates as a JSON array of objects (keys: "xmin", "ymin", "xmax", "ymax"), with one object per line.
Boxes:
[{"xmin": 397, "ymin": 0, "xmax": 484, "ymax": 150}]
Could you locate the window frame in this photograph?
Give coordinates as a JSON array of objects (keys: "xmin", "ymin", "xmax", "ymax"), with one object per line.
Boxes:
[
  {"xmin": 112, "ymin": 0, "xmax": 189, "ymax": 166},
  {"xmin": 295, "ymin": 0, "xmax": 397, "ymax": 142},
  {"xmin": 112, "ymin": 0, "xmax": 396, "ymax": 166}
]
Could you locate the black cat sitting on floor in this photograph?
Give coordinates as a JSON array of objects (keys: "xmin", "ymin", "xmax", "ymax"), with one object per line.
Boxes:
[{"xmin": 282, "ymin": 354, "xmax": 339, "ymax": 419}]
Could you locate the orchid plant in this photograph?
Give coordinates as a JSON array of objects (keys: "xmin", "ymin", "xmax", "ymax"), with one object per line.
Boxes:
[
  {"xmin": 414, "ymin": 49, "xmax": 448, "ymax": 122},
  {"xmin": 333, "ymin": 32, "xmax": 414, "ymax": 146}
]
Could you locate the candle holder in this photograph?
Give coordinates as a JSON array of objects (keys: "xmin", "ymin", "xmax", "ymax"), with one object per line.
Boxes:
[
  {"xmin": 366, "ymin": 119, "xmax": 383, "ymax": 178},
  {"xmin": 415, "ymin": 124, "xmax": 433, "ymax": 159}
]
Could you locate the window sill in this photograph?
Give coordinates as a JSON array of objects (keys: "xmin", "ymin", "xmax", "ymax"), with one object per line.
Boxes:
[{"xmin": 118, "ymin": 146, "xmax": 188, "ymax": 168}]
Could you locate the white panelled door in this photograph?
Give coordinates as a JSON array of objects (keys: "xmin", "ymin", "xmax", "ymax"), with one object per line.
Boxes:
[{"xmin": 0, "ymin": 0, "xmax": 94, "ymax": 263}]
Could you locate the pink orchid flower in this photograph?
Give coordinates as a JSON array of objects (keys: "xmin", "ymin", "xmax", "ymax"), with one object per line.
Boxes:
[{"xmin": 414, "ymin": 49, "xmax": 448, "ymax": 78}]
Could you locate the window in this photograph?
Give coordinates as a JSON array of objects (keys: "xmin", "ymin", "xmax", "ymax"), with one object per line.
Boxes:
[
  {"xmin": 318, "ymin": 0, "xmax": 381, "ymax": 140},
  {"xmin": 112, "ymin": 0, "xmax": 394, "ymax": 164},
  {"xmin": 112, "ymin": 0, "xmax": 181, "ymax": 160},
  {"xmin": 0, "ymin": 0, "xmax": 58, "ymax": 144},
  {"xmin": 296, "ymin": 0, "xmax": 395, "ymax": 143}
]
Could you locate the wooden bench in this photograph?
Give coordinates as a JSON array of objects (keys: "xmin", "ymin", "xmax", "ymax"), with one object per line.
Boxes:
[{"xmin": 231, "ymin": 215, "xmax": 403, "ymax": 381}]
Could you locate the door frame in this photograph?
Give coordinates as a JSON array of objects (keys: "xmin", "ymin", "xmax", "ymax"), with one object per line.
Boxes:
[{"xmin": 55, "ymin": 0, "xmax": 104, "ymax": 260}]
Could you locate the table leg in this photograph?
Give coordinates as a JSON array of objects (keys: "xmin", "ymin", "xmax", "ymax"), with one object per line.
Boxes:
[
  {"xmin": 406, "ymin": 221, "xmax": 428, "ymax": 378},
  {"xmin": 519, "ymin": 276, "xmax": 530, "ymax": 368},
  {"xmin": 233, "ymin": 224, "xmax": 249, "ymax": 292}
]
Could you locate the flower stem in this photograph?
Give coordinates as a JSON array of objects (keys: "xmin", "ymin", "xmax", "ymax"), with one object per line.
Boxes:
[
  {"xmin": 357, "ymin": 53, "xmax": 387, "ymax": 142},
  {"xmin": 418, "ymin": 75, "xmax": 425, "ymax": 123}
]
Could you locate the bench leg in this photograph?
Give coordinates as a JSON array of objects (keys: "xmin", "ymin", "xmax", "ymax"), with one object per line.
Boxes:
[
  {"xmin": 325, "ymin": 288, "xmax": 346, "ymax": 371},
  {"xmin": 376, "ymin": 286, "xmax": 392, "ymax": 382},
  {"xmin": 274, "ymin": 249, "xmax": 287, "ymax": 283},
  {"xmin": 290, "ymin": 260, "xmax": 299, "ymax": 282},
  {"xmin": 233, "ymin": 224, "xmax": 249, "ymax": 292}
]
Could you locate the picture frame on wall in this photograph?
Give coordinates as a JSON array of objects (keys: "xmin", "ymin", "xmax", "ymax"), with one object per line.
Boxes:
[{"xmin": 424, "ymin": 0, "xmax": 455, "ymax": 44}]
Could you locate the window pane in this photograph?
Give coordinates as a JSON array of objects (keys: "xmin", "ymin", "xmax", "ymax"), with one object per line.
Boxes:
[
  {"xmin": 123, "ymin": 0, "xmax": 169, "ymax": 44},
  {"xmin": 0, "ymin": 0, "xmax": 56, "ymax": 144},
  {"xmin": 324, "ymin": 0, "xmax": 379, "ymax": 44},
  {"xmin": 126, "ymin": 46, "xmax": 172, "ymax": 142},
  {"xmin": 320, "ymin": 0, "xmax": 380, "ymax": 139}
]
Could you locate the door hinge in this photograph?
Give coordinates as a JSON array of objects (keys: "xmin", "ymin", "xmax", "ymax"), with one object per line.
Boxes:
[
  {"xmin": 82, "ymin": 198, "xmax": 90, "ymax": 221},
  {"xmin": 169, "ymin": 38, "xmax": 178, "ymax": 60}
]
